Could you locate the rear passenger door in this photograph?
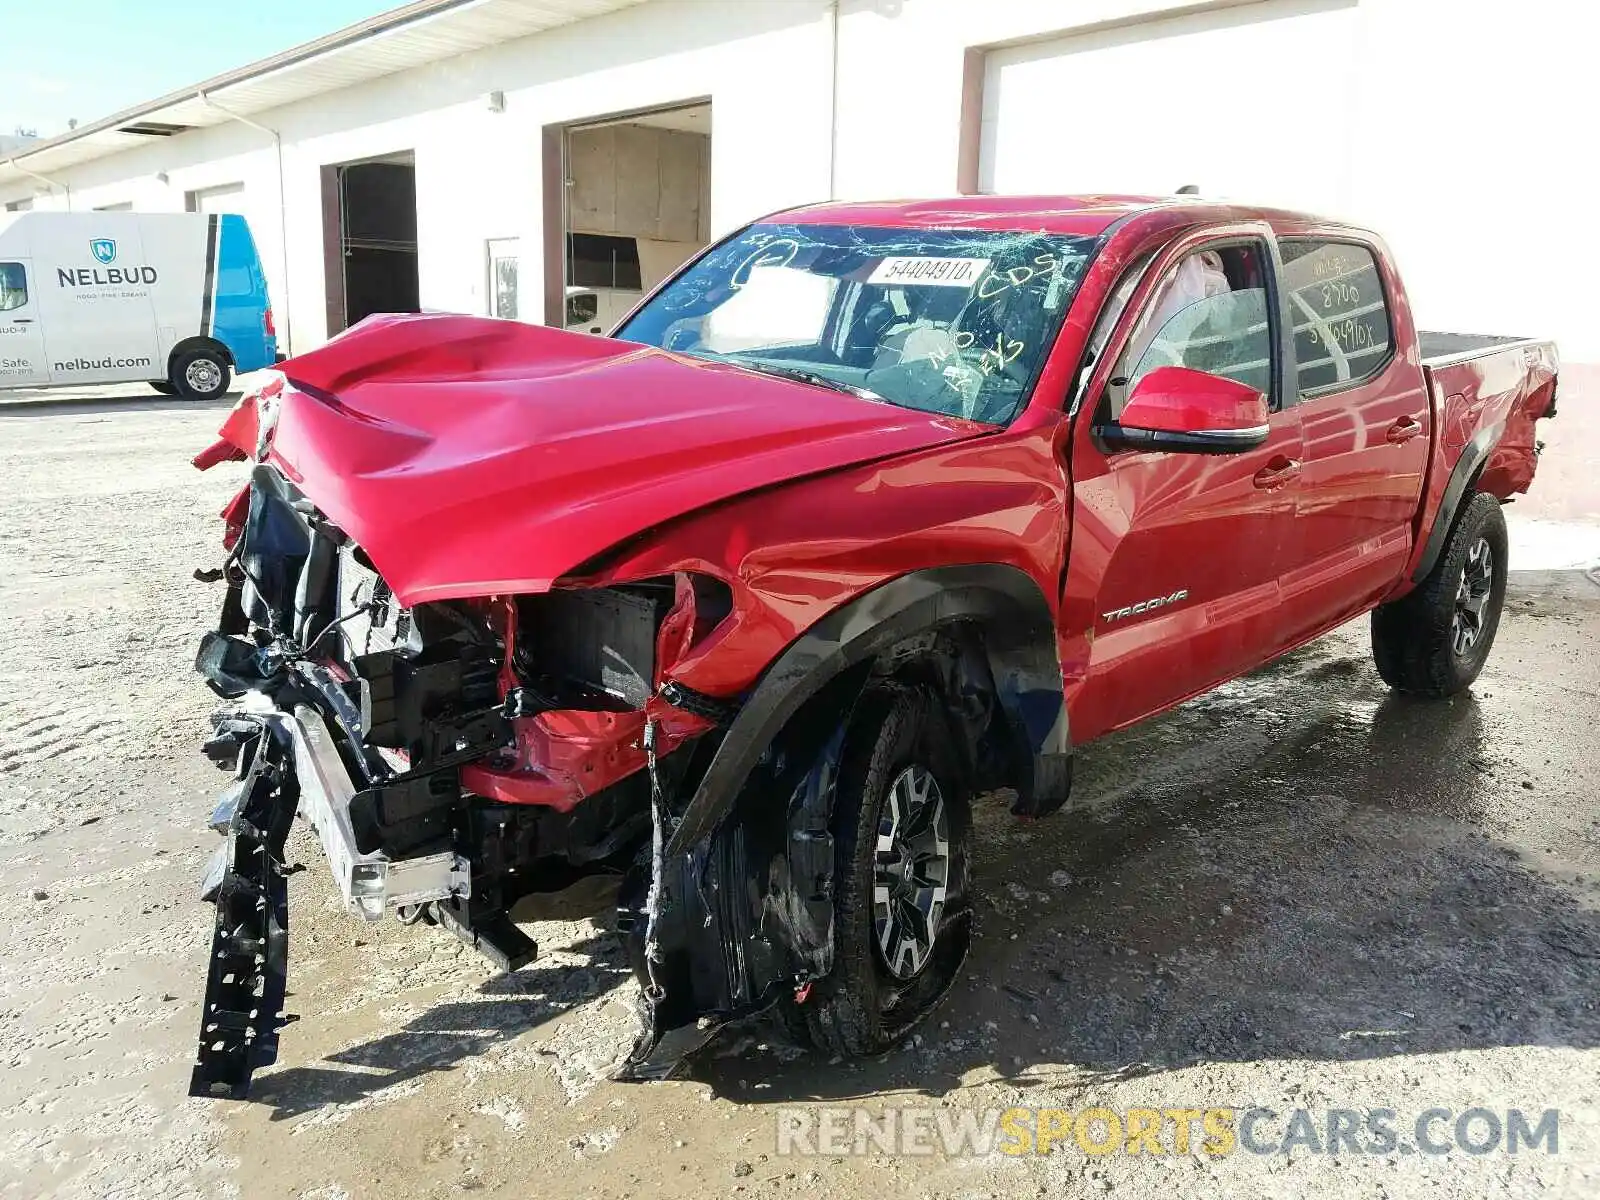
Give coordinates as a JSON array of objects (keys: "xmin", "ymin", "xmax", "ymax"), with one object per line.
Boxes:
[{"xmin": 1274, "ymin": 238, "xmax": 1430, "ymax": 642}]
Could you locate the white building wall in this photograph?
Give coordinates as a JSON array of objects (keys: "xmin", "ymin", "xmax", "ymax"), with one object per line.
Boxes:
[
  {"xmin": 1350, "ymin": 0, "xmax": 1600, "ymax": 352},
  {"xmin": 0, "ymin": 0, "xmax": 833, "ymax": 354},
  {"xmin": 834, "ymin": 0, "xmax": 1600, "ymax": 359},
  {"xmin": 830, "ymin": 0, "xmax": 1253, "ymax": 200},
  {"xmin": 276, "ymin": 0, "xmax": 833, "ymax": 348},
  {"xmin": 1, "ymin": 0, "xmax": 1594, "ymax": 359}
]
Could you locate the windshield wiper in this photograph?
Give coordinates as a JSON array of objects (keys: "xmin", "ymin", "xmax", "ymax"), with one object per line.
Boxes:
[{"xmin": 733, "ymin": 361, "xmax": 884, "ymax": 403}]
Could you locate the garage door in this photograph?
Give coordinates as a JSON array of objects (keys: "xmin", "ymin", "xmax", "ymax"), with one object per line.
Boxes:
[{"xmin": 979, "ymin": 0, "xmax": 1358, "ymax": 213}]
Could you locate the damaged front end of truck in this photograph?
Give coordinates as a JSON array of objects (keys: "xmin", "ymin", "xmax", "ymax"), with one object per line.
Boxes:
[
  {"xmin": 187, "ymin": 461, "xmax": 772, "ymax": 1097},
  {"xmin": 183, "ymin": 315, "xmax": 1067, "ymax": 1098}
]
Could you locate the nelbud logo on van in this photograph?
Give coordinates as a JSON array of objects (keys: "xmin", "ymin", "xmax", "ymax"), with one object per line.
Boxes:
[{"xmin": 56, "ymin": 239, "xmax": 158, "ymax": 288}]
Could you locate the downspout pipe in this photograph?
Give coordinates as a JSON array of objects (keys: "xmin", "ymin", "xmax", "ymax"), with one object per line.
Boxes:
[
  {"xmin": 197, "ymin": 90, "xmax": 294, "ymax": 354},
  {"xmin": 2, "ymin": 159, "xmax": 71, "ymax": 210},
  {"xmin": 828, "ymin": 0, "xmax": 840, "ymax": 201}
]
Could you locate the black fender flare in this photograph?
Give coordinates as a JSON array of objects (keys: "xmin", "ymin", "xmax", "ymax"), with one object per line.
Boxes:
[
  {"xmin": 665, "ymin": 564, "xmax": 1068, "ymax": 856},
  {"xmin": 1413, "ymin": 421, "xmax": 1503, "ymax": 583}
]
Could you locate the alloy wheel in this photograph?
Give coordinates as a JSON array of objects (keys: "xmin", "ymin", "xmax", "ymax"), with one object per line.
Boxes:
[
  {"xmin": 1451, "ymin": 536, "xmax": 1494, "ymax": 656},
  {"xmin": 872, "ymin": 764, "xmax": 950, "ymax": 980}
]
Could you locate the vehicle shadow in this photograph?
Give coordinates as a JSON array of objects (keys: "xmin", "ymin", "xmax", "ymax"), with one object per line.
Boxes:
[
  {"xmin": 247, "ymin": 932, "xmax": 630, "ymax": 1121},
  {"xmin": 691, "ymin": 620, "xmax": 1600, "ymax": 1104}
]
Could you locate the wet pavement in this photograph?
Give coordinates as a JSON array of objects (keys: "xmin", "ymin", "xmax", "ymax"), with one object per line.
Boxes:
[{"xmin": 0, "ymin": 385, "xmax": 1596, "ymax": 1199}]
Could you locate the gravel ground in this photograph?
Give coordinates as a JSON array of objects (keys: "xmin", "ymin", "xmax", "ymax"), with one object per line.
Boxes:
[{"xmin": 1, "ymin": 384, "xmax": 1597, "ymax": 1200}]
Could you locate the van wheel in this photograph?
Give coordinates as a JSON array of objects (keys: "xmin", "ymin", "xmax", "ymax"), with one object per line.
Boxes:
[
  {"xmin": 170, "ymin": 347, "xmax": 231, "ymax": 401},
  {"xmin": 148, "ymin": 380, "xmax": 177, "ymax": 396},
  {"xmin": 793, "ymin": 684, "xmax": 972, "ymax": 1057},
  {"xmin": 1371, "ymin": 491, "xmax": 1509, "ymax": 697}
]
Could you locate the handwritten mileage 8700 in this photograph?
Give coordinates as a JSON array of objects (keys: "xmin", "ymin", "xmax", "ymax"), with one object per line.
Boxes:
[{"xmin": 1320, "ymin": 281, "xmax": 1360, "ymax": 310}]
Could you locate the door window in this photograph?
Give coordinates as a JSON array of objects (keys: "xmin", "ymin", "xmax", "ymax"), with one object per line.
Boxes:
[
  {"xmin": 1279, "ymin": 240, "xmax": 1393, "ymax": 396},
  {"xmin": 1111, "ymin": 242, "xmax": 1273, "ymax": 417},
  {"xmin": 0, "ymin": 262, "xmax": 26, "ymax": 312}
]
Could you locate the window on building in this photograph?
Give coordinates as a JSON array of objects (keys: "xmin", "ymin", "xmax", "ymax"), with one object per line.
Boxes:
[
  {"xmin": 1279, "ymin": 240, "xmax": 1393, "ymax": 395},
  {"xmin": 567, "ymin": 233, "xmax": 641, "ymax": 290},
  {"xmin": 187, "ymin": 183, "xmax": 247, "ymax": 215},
  {"xmin": 93, "ymin": 201, "xmax": 133, "ymax": 212},
  {"xmin": 487, "ymin": 238, "xmax": 520, "ymax": 320},
  {"xmin": 3, "ymin": 198, "xmax": 33, "ymax": 212},
  {"xmin": 0, "ymin": 262, "xmax": 28, "ymax": 312}
]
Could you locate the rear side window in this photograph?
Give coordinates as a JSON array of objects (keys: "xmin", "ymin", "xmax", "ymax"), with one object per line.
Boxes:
[
  {"xmin": 0, "ymin": 262, "xmax": 26, "ymax": 312},
  {"xmin": 1279, "ymin": 240, "xmax": 1392, "ymax": 395}
]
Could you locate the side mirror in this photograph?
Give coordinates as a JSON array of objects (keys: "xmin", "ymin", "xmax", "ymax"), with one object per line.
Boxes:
[{"xmin": 1096, "ymin": 365, "xmax": 1270, "ymax": 454}]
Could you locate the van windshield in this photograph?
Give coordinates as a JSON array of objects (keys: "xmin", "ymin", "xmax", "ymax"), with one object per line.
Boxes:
[{"xmin": 617, "ymin": 223, "xmax": 1097, "ymax": 424}]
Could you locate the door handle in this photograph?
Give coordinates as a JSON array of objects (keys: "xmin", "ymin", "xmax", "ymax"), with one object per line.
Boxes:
[
  {"xmin": 1252, "ymin": 456, "xmax": 1301, "ymax": 490},
  {"xmin": 1386, "ymin": 416, "xmax": 1423, "ymax": 444},
  {"xmin": 10, "ymin": 317, "xmax": 31, "ymax": 323}
]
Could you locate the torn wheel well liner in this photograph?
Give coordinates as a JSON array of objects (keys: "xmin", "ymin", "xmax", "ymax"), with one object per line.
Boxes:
[{"xmin": 666, "ymin": 563, "xmax": 1069, "ymax": 857}]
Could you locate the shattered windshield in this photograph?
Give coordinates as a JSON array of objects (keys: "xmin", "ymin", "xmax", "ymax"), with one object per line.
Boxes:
[{"xmin": 617, "ymin": 223, "xmax": 1097, "ymax": 424}]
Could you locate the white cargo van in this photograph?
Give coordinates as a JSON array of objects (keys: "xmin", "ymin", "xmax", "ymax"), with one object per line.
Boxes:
[{"xmin": 0, "ymin": 211, "xmax": 279, "ymax": 400}]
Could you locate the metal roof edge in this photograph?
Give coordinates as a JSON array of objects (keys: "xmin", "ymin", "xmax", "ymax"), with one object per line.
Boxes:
[{"xmin": 0, "ymin": 0, "xmax": 489, "ymax": 170}]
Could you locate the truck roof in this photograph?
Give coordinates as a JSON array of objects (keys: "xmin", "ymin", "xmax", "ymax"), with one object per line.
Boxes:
[{"xmin": 778, "ymin": 194, "xmax": 1360, "ymax": 238}]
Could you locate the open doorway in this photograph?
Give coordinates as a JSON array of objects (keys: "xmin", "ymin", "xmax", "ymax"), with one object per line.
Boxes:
[
  {"xmin": 321, "ymin": 151, "xmax": 420, "ymax": 336},
  {"xmin": 541, "ymin": 101, "xmax": 711, "ymax": 332}
]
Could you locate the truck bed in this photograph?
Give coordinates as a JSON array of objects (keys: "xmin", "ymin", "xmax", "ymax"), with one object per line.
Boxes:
[
  {"xmin": 1419, "ymin": 331, "xmax": 1540, "ymax": 365},
  {"xmin": 1417, "ymin": 333, "xmax": 1558, "ymax": 516}
]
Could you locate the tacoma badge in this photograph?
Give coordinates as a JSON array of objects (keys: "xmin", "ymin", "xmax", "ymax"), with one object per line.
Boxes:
[{"xmin": 1102, "ymin": 589, "xmax": 1189, "ymax": 624}]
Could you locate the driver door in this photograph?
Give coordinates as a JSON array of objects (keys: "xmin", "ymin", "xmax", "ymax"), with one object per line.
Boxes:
[{"xmin": 1065, "ymin": 229, "xmax": 1304, "ymax": 742}]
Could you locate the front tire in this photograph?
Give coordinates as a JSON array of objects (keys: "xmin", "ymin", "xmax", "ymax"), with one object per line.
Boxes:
[
  {"xmin": 1372, "ymin": 491, "xmax": 1508, "ymax": 697},
  {"xmin": 147, "ymin": 379, "xmax": 177, "ymax": 396},
  {"xmin": 170, "ymin": 347, "xmax": 231, "ymax": 401},
  {"xmin": 797, "ymin": 684, "xmax": 972, "ymax": 1057}
]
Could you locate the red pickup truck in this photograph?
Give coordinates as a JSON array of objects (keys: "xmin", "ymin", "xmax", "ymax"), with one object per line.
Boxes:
[{"xmin": 187, "ymin": 195, "xmax": 1557, "ymax": 1096}]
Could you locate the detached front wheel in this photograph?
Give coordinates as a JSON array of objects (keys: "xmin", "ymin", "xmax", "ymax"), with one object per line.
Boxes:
[
  {"xmin": 797, "ymin": 684, "xmax": 972, "ymax": 1057},
  {"xmin": 1372, "ymin": 491, "xmax": 1509, "ymax": 697}
]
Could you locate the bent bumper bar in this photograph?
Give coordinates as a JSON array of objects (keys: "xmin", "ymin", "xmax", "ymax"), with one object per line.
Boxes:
[
  {"xmin": 219, "ymin": 694, "xmax": 470, "ymax": 920},
  {"xmin": 191, "ymin": 694, "xmax": 470, "ymax": 1097}
]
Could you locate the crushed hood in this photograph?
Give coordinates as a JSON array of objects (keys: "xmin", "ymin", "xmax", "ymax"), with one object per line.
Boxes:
[{"xmin": 256, "ymin": 314, "xmax": 987, "ymax": 604}]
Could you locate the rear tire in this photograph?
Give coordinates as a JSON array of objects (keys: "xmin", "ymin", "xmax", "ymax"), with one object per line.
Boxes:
[
  {"xmin": 148, "ymin": 380, "xmax": 177, "ymax": 396},
  {"xmin": 170, "ymin": 347, "xmax": 231, "ymax": 401},
  {"xmin": 795, "ymin": 684, "xmax": 972, "ymax": 1057},
  {"xmin": 1371, "ymin": 491, "xmax": 1508, "ymax": 697}
]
